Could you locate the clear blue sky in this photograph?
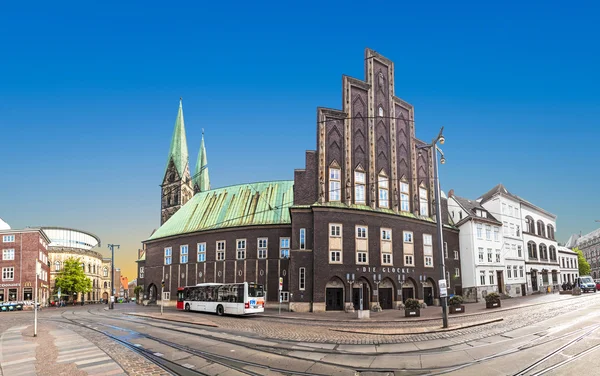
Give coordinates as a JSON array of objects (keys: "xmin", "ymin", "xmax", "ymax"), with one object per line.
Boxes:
[{"xmin": 1, "ymin": 1, "xmax": 599, "ymax": 278}]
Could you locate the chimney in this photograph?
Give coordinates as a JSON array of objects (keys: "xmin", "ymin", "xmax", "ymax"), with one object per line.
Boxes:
[{"xmin": 448, "ymin": 189, "xmax": 454, "ymax": 198}]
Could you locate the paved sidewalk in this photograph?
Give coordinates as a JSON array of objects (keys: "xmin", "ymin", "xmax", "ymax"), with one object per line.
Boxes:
[{"xmin": 260, "ymin": 290, "xmax": 585, "ymax": 322}]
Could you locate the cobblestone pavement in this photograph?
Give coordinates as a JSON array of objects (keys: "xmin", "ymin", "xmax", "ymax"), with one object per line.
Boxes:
[{"xmin": 114, "ymin": 293, "xmax": 600, "ymax": 345}]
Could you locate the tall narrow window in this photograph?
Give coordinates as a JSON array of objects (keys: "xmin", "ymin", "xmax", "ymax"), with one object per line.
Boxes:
[
  {"xmin": 197, "ymin": 243, "xmax": 206, "ymax": 262},
  {"xmin": 164, "ymin": 247, "xmax": 172, "ymax": 265},
  {"xmin": 329, "ymin": 167, "xmax": 341, "ymax": 201},
  {"xmin": 55, "ymin": 261, "xmax": 60, "ymax": 272},
  {"xmin": 355, "ymin": 170, "xmax": 366, "ymax": 204},
  {"xmin": 236, "ymin": 239, "xmax": 246, "ymax": 260},
  {"xmin": 485, "ymin": 225, "xmax": 491, "ymax": 240},
  {"xmin": 476, "ymin": 224, "xmax": 483, "ymax": 239},
  {"xmin": 487, "ymin": 248, "xmax": 493, "ymax": 263},
  {"xmin": 419, "ymin": 186, "xmax": 429, "ymax": 216},
  {"xmin": 400, "ymin": 181, "xmax": 410, "ymax": 212},
  {"xmin": 139, "ymin": 267, "xmax": 144, "ymax": 278},
  {"xmin": 423, "ymin": 234, "xmax": 433, "ymax": 267},
  {"xmin": 356, "ymin": 225, "xmax": 368, "ymax": 264},
  {"xmin": 216, "ymin": 241, "xmax": 225, "ymax": 261},
  {"xmin": 258, "ymin": 238, "xmax": 268, "ymax": 259},
  {"xmin": 403, "ymin": 231, "xmax": 414, "ymax": 266},
  {"xmin": 280, "ymin": 237, "xmax": 290, "ymax": 258},
  {"xmin": 378, "ymin": 173, "xmax": 389, "ymax": 208},
  {"xmin": 299, "ymin": 267, "xmax": 306, "ymax": 291},
  {"xmin": 495, "ymin": 249, "xmax": 501, "ymax": 263},
  {"xmin": 299, "ymin": 229, "xmax": 306, "ymax": 250},
  {"xmin": 381, "ymin": 228, "xmax": 392, "ymax": 266},
  {"xmin": 180, "ymin": 245, "xmax": 188, "ymax": 263},
  {"xmin": 494, "ymin": 227, "xmax": 500, "ymax": 241},
  {"xmin": 444, "ymin": 242, "xmax": 448, "ymax": 258}
]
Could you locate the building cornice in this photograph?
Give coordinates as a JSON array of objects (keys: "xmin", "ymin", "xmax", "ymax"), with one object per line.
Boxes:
[{"xmin": 143, "ymin": 223, "xmax": 292, "ymax": 244}]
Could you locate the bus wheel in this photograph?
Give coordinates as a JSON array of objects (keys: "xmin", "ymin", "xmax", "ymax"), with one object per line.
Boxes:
[
  {"xmin": 185, "ymin": 303, "xmax": 190, "ymax": 311},
  {"xmin": 217, "ymin": 305, "xmax": 224, "ymax": 316}
]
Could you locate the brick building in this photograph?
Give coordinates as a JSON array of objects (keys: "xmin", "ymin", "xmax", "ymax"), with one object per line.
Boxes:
[
  {"xmin": 0, "ymin": 226, "xmax": 51, "ymax": 305},
  {"xmin": 142, "ymin": 48, "xmax": 461, "ymax": 312}
]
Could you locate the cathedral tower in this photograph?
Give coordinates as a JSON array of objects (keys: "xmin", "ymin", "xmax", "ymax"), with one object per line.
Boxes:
[
  {"xmin": 161, "ymin": 98, "xmax": 194, "ymax": 225},
  {"xmin": 193, "ymin": 131, "xmax": 210, "ymax": 194}
]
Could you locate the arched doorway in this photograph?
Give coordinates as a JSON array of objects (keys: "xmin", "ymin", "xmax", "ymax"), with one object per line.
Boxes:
[
  {"xmin": 148, "ymin": 283, "xmax": 158, "ymax": 302},
  {"xmin": 402, "ymin": 278, "xmax": 417, "ymax": 303},
  {"xmin": 353, "ymin": 277, "xmax": 371, "ymax": 311},
  {"xmin": 379, "ymin": 278, "xmax": 395, "ymax": 309},
  {"xmin": 325, "ymin": 277, "xmax": 344, "ymax": 311},
  {"xmin": 424, "ymin": 278, "xmax": 437, "ymax": 306}
]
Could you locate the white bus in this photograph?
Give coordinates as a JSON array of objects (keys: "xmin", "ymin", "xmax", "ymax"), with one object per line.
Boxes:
[{"xmin": 177, "ymin": 282, "xmax": 265, "ymax": 315}]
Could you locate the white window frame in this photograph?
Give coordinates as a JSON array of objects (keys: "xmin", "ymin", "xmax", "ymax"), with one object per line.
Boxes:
[
  {"xmin": 454, "ymin": 250, "xmax": 459, "ymax": 260},
  {"xmin": 454, "ymin": 268, "xmax": 460, "ymax": 277},
  {"xmin": 480, "ymin": 271, "xmax": 486, "ymax": 285},
  {"xmin": 419, "ymin": 186, "xmax": 429, "ymax": 216},
  {"xmin": 2, "ymin": 249, "xmax": 14, "ymax": 261},
  {"xmin": 476, "ymin": 223, "xmax": 483, "ymax": 239},
  {"xmin": 485, "ymin": 225, "xmax": 491, "ymax": 240},
  {"xmin": 356, "ymin": 226, "xmax": 367, "ymax": 239},
  {"xmin": 280, "ymin": 237, "xmax": 290, "ymax": 259},
  {"xmin": 404, "ymin": 254, "xmax": 414, "ymax": 266},
  {"xmin": 216, "ymin": 241, "xmax": 226, "ymax": 261},
  {"xmin": 403, "ymin": 231, "xmax": 413, "ymax": 243},
  {"xmin": 164, "ymin": 247, "xmax": 172, "ymax": 265},
  {"xmin": 357, "ymin": 251, "xmax": 368, "ymax": 264},
  {"xmin": 139, "ymin": 266, "xmax": 145, "ymax": 278},
  {"xmin": 329, "ymin": 167, "xmax": 341, "ymax": 201},
  {"xmin": 299, "ymin": 267, "xmax": 306, "ymax": 291},
  {"xmin": 355, "ymin": 170, "xmax": 366, "ymax": 205},
  {"xmin": 423, "ymin": 234, "xmax": 433, "ymax": 268},
  {"xmin": 236, "ymin": 239, "xmax": 246, "ymax": 260},
  {"xmin": 258, "ymin": 238, "xmax": 268, "ymax": 259},
  {"xmin": 299, "ymin": 228, "xmax": 306, "ymax": 250},
  {"xmin": 495, "ymin": 249, "xmax": 501, "ymax": 263},
  {"xmin": 378, "ymin": 174, "xmax": 389, "ymax": 208},
  {"xmin": 494, "ymin": 227, "xmax": 500, "ymax": 241},
  {"xmin": 381, "ymin": 228, "xmax": 392, "ymax": 240},
  {"xmin": 180, "ymin": 245, "xmax": 188, "ymax": 264},
  {"xmin": 489, "ymin": 271, "xmax": 494, "ymax": 285},
  {"xmin": 2, "ymin": 235, "xmax": 14, "ymax": 243},
  {"xmin": 400, "ymin": 181, "xmax": 410, "ymax": 212},
  {"xmin": 330, "ymin": 224, "xmax": 341, "ymax": 237},
  {"xmin": 382, "ymin": 253, "xmax": 392, "ymax": 265},
  {"xmin": 487, "ymin": 248, "xmax": 493, "ymax": 263},
  {"xmin": 2, "ymin": 267, "xmax": 14, "ymax": 281},
  {"xmin": 479, "ymin": 247, "xmax": 484, "ymax": 262},
  {"xmin": 330, "ymin": 250, "xmax": 342, "ymax": 264},
  {"xmin": 443, "ymin": 242, "xmax": 448, "ymax": 258},
  {"xmin": 197, "ymin": 242, "xmax": 206, "ymax": 262}
]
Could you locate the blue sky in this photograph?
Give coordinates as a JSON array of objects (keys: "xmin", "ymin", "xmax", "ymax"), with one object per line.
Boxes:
[{"xmin": 1, "ymin": 1, "xmax": 599, "ymax": 278}]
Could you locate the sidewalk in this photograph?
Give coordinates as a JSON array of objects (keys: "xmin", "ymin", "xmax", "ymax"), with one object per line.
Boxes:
[
  {"xmin": 0, "ymin": 323, "xmax": 126, "ymax": 376},
  {"xmin": 260, "ymin": 291, "xmax": 586, "ymax": 322}
]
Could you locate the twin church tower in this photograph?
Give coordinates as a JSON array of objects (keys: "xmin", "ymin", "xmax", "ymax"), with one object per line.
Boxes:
[{"xmin": 161, "ymin": 99, "xmax": 210, "ymax": 225}]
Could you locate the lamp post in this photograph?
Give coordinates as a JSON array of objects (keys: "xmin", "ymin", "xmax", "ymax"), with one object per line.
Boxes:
[
  {"xmin": 373, "ymin": 273, "xmax": 382, "ymax": 309},
  {"xmin": 417, "ymin": 127, "xmax": 448, "ymax": 328},
  {"xmin": 108, "ymin": 244, "xmax": 119, "ymax": 310},
  {"xmin": 346, "ymin": 273, "xmax": 355, "ymax": 311}
]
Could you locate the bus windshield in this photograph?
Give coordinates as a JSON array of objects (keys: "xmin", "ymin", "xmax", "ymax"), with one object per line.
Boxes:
[{"xmin": 248, "ymin": 284, "xmax": 264, "ymax": 298}]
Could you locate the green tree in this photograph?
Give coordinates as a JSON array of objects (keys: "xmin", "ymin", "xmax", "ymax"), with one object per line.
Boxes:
[
  {"xmin": 573, "ymin": 247, "xmax": 591, "ymax": 276},
  {"xmin": 55, "ymin": 257, "xmax": 92, "ymax": 302},
  {"xmin": 134, "ymin": 285, "xmax": 143, "ymax": 304}
]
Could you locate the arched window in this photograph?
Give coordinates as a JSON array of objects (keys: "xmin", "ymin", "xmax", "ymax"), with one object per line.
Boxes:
[
  {"xmin": 103, "ymin": 267, "xmax": 108, "ymax": 277},
  {"xmin": 525, "ymin": 216, "xmax": 535, "ymax": 233},
  {"xmin": 528, "ymin": 241, "xmax": 537, "ymax": 259},
  {"xmin": 419, "ymin": 184, "xmax": 429, "ymax": 216},
  {"xmin": 547, "ymin": 224, "xmax": 554, "ymax": 240},
  {"xmin": 88, "ymin": 264, "xmax": 91, "ymax": 273},
  {"xmin": 539, "ymin": 244, "xmax": 547, "ymax": 259},
  {"xmin": 55, "ymin": 261, "xmax": 61, "ymax": 272},
  {"xmin": 354, "ymin": 167, "xmax": 366, "ymax": 205},
  {"xmin": 93, "ymin": 265, "xmax": 96, "ymax": 274},
  {"xmin": 378, "ymin": 171, "xmax": 389, "ymax": 208},
  {"xmin": 537, "ymin": 220, "xmax": 545, "ymax": 237},
  {"xmin": 549, "ymin": 246, "xmax": 556, "ymax": 261},
  {"xmin": 104, "ymin": 281, "xmax": 107, "ymax": 288}
]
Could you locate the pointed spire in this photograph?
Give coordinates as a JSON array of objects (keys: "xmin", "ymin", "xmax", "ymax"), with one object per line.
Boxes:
[
  {"xmin": 165, "ymin": 98, "xmax": 190, "ymax": 177},
  {"xmin": 193, "ymin": 130, "xmax": 210, "ymax": 193}
]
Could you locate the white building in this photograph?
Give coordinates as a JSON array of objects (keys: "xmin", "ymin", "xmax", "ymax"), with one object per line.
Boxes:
[
  {"xmin": 567, "ymin": 230, "xmax": 600, "ymax": 279},
  {"xmin": 478, "ymin": 184, "xmax": 527, "ymax": 297},
  {"xmin": 448, "ymin": 193, "xmax": 507, "ymax": 302},
  {"xmin": 558, "ymin": 246, "xmax": 578, "ymax": 284}
]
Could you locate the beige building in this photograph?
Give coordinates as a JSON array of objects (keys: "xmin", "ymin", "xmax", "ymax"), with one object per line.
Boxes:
[{"xmin": 43, "ymin": 227, "xmax": 112, "ymax": 303}]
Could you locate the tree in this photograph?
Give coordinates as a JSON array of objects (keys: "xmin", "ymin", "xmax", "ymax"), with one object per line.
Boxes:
[
  {"xmin": 55, "ymin": 257, "xmax": 92, "ymax": 303},
  {"xmin": 573, "ymin": 247, "xmax": 591, "ymax": 276},
  {"xmin": 134, "ymin": 285, "xmax": 143, "ymax": 304}
]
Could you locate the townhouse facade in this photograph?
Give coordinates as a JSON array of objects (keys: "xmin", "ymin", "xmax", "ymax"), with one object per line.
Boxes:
[{"xmin": 558, "ymin": 246, "xmax": 578, "ymax": 284}]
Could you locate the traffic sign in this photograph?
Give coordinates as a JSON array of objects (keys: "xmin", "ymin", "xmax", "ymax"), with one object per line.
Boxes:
[
  {"xmin": 279, "ymin": 277, "xmax": 283, "ymax": 291},
  {"xmin": 439, "ymin": 279, "xmax": 448, "ymax": 298}
]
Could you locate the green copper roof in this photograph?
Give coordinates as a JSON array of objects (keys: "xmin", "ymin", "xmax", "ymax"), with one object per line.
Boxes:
[
  {"xmin": 148, "ymin": 180, "xmax": 294, "ymax": 241},
  {"xmin": 165, "ymin": 99, "xmax": 189, "ymax": 177},
  {"xmin": 193, "ymin": 132, "xmax": 210, "ymax": 192}
]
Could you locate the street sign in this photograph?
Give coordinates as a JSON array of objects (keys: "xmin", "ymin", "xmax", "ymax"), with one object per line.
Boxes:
[
  {"xmin": 439, "ymin": 279, "xmax": 448, "ymax": 298},
  {"xmin": 279, "ymin": 277, "xmax": 283, "ymax": 291}
]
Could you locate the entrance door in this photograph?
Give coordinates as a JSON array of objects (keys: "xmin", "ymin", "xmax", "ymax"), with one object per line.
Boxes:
[
  {"xmin": 497, "ymin": 271, "xmax": 504, "ymax": 294},
  {"xmin": 424, "ymin": 287, "xmax": 434, "ymax": 306},
  {"xmin": 402, "ymin": 288, "xmax": 414, "ymax": 303},
  {"xmin": 379, "ymin": 288, "xmax": 393, "ymax": 309},
  {"xmin": 531, "ymin": 271, "xmax": 538, "ymax": 291},
  {"xmin": 521, "ymin": 283, "xmax": 526, "ymax": 296},
  {"xmin": 326, "ymin": 288, "xmax": 343, "ymax": 311}
]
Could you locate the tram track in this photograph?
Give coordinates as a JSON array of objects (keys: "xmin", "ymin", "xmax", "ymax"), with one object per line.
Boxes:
[
  {"xmin": 45, "ymin": 307, "xmax": 600, "ymax": 375},
  {"xmin": 54, "ymin": 310, "xmax": 357, "ymax": 376}
]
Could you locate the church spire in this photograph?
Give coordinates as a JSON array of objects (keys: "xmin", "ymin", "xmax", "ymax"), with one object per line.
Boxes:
[
  {"xmin": 193, "ymin": 129, "xmax": 211, "ymax": 193},
  {"xmin": 165, "ymin": 98, "xmax": 189, "ymax": 177}
]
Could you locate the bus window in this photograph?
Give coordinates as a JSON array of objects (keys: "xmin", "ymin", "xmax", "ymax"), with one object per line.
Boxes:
[
  {"xmin": 177, "ymin": 289, "xmax": 185, "ymax": 302},
  {"xmin": 248, "ymin": 284, "xmax": 264, "ymax": 298}
]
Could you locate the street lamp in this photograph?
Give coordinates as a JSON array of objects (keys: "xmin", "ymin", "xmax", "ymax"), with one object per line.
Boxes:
[
  {"xmin": 108, "ymin": 244, "xmax": 119, "ymax": 310},
  {"xmin": 346, "ymin": 273, "xmax": 356, "ymax": 311},
  {"xmin": 417, "ymin": 126, "xmax": 449, "ymax": 329}
]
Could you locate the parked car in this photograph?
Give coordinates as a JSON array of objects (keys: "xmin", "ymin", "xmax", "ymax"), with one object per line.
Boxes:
[{"xmin": 577, "ymin": 276, "xmax": 597, "ymax": 293}]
